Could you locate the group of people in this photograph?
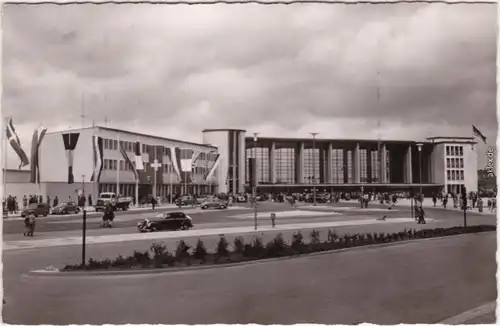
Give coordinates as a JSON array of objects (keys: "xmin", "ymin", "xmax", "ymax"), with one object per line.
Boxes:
[{"xmin": 431, "ymin": 192, "xmax": 496, "ymax": 213}]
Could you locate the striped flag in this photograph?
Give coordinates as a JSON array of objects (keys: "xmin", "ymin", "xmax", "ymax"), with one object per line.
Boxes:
[
  {"xmin": 62, "ymin": 132, "xmax": 80, "ymax": 184},
  {"xmin": 90, "ymin": 136, "xmax": 104, "ymax": 182},
  {"xmin": 120, "ymin": 142, "xmax": 138, "ymax": 180},
  {"xmin": 134, "ymin": 141, "xmax": 144, "ymax": 170},
  {"xmin": 6, "ymin": 119, "xmax": 29, "ymax": 169},
  {"xmin": 204, "ymin": 153, "xmax": 220, "ymax": 180},
  {"xmin": 472, "ymin": 125, "xmax": 487, "ymax": 144},
  {"xmin": 29, "ymin": 125, "xmax": 47, "ymax": 183}
]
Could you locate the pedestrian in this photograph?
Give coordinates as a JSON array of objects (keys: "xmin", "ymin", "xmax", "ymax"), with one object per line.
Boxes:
[
  {"xmin": 417, "ymin": 205, "xmax": 426, "ymax": 224},
  {"xmin": 478, "ymin": 197, "xmax": 483, "ymax": 213},
  {"xmin": 23, "ymin": 195, "xmax": 28, "ymax": 209},
  {"xmin": 53, "ymin": 196, "xmax": 59, "ymax": 208},
  {"xmin": 46, "ymin": 195, "xmax": 51, "ymax": 207},
  {"xmin": 24, "ymin": 214, "xmax": 36, "ymax": 237},
  {"xmin": 151, "ymin": 196, "xmax": 156, "ymax": 210},
  {"xmin": 432, "ymin": 195, "xmax": 437, "ymax": 207},
  {"xmin": 88, "ymin": 194, "xmax": 93, "ymax": 207}
]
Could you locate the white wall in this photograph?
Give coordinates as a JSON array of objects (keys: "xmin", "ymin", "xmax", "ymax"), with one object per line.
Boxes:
[
  {"xmin": 203, "ymin": 131, "xmax": 228, "ymax": 193},
  {"xmin": 3, "ymin": 183, "xmax": 46, "ymax": 200},
  {"xmin": 463, "ymin": 143, "xmax": 478, "ymax": 192},
  {"xmin": 39, "ymin": 128, "xmax": 95, "ymax": 183},
  {"xmin": 431, "ymin": 144, "xmax": 445, "ymax": 184}
]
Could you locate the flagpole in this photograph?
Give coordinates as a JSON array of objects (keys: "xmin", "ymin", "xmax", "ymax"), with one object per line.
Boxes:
[
  {"xmin": 3, "ymin": 117, "xmax": 9, "ymax": 202},
  {"xmin": 116, "ymin": 135, "xmax": 120, "ymax": 195},
  {"xmin": 169, "ymin": 162, "xmax": 172, "ymax": 204}
]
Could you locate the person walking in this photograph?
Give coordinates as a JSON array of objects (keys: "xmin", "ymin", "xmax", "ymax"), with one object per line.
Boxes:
[
  {"xmin": 24, "ymin": 214, "xmax": 36, "ymax": 237},
  {"xmin": 416, "ymin": 204, "xmax": 426, "ymax": 224},
  {"xmin": 53, "ymin": 196, "xmax": 59, "ymax": 208},
  {"xmin": 151, "ymin": 196, "xmax": 156, "ymax": 211},
  {"xmin": 22, "ymin": 195, "xmax": 28, "ymax": 209},
  {"xmin": 432, "ymin": 195, "xmax": 437, "ymax": 207}
]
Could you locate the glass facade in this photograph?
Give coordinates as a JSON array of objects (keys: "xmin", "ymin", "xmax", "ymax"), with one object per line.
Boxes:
[
  {"xmin": 276, "ymin": 148, "xmax": 295, "ymax": 184},
  {"xmin": 303, "ymin": 148, "xmax": 320, "ymax": 184}
]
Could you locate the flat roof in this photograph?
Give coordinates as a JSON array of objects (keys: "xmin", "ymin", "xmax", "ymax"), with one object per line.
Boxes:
[
  {"xmin": 47, "ymin": 126, "xmax": 217, "ymax": 149},
  {"xmin": 202, "ymin": 128, "xmax": 247, "ymax": 133},
  {"xmin": 245, "ymin": 136, "xmax": 431, "ymax": 144},
  {"xmin": 427, "ymin": 136, "xmax": 475, "ymax": 140}
]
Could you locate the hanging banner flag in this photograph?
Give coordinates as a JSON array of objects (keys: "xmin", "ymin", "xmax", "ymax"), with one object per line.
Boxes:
[
  {"xmin": 90, "ymin": 136, "xmax": 104, "ymax": 182},
  {"xmin": 30, "ymin": 125, "xmax": 47, "ymax": 184},
  {"xmin": 62, "ymin": 132, "xmax": 80, "ymax": 184},
  {"xmin": 120, "ymin": 142, "xmax": 138, "ymax": 180},
  {"xmin": 134, "ymin": 141, "xmax": 144, "ymax": 170},
  {"xmin": 205, "ymin": 153, "xmax": 220, "ymax": 181},
  {"xmin": 6, "ymin": 118, "xmax": 29, "ymax": 169}
]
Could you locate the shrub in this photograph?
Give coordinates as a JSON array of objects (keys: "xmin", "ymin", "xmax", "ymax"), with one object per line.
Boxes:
[
  {"xmin": 291, "ymin": 231, "xmax": 305, "ymax": 252},
  {"xmin": 251, "ymin": 236, "xmax": 266, "ymax": 257},
  {"xmin": 216, "ymin": 235, "xmax": 230, "ymax": 258},
  {"xmin": 327, "ymin": 229, "xmax": 339, "ymax": 243},
  {"xmin": 310, "ymin": 229, "xmax": 320, "ymax": 245},
  {"xmin": 175, "ymin": 240, "xmax": 191, "ymax": 260},
  {"xmin": 193, "ymin": 239, "xmax": 208, "ymax": 261},
  {"xmin": 233, "ymin": 236, "xmax": 245, "ymax": 254},
  {"xmin": 150, "ymin": 242, "xmax": 167, "ymax": 259},
  {"xmin": 265, "ymin": 233, "xmax": 289, "ymax": 257}
]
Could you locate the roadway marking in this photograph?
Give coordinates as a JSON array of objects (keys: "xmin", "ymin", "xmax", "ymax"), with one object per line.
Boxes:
[
  {"xmin": 4, "ymin": 217, "xmax": 429, "ymax": 251},
  {"xmin": 47, "ymin": 206, "xmax": 252, "ymax": 224},
  {"xmin": 300, "ymin": 206, "xmax": 399, "ymax": 212},
  {"xmin": 230, "ymin": 210, "xmax": 339, "ymax": 219},
  {"xmin": 439, "ymin": 301, "xmax": 496, "ymax": 324}
]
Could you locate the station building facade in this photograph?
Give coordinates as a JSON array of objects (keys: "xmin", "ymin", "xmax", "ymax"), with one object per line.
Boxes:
[
  {"xmin": 13, "ymin": 126, "xmax": 478, "ymax": 200},
  {"xmin": 203, "ymin": 129, "xmax": 478, "ymax": 196},
  {"xmin": 38, "ymin": 126, "xmax": 219, "ymax": 200}
]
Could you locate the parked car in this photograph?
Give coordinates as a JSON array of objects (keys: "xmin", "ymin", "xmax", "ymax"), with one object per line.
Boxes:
[
  {"xmin": 51, "ymin": 202, "xmax": 81, "ymax": 215},
  {"xmin": 137, "ymin": 211, "xmax": 193, "ymax": 232},
  {"xmin": 21, "ymin": 203, "xmax": 50, "ymax": 217},
  {"xmin": 200, "ymin": 199, "xmax": 228, "ymax": 210},
  {"xmin": 175, "ymin": 196, "xmax": 199, "ymax": 206}
]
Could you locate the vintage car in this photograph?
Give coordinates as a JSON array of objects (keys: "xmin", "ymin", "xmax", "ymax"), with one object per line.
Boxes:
[
  {"xmin": 51, "ymin": 202, "xmax": 81, "ymax": 215},
  {"xmin": 200, "ymin": 199, "xmax": 228, "ymax": 210},
  {"xmin": 137, "ymin": 211, "xmax": 193, "ymax": 232},
  {"xmin": 21, "ymin": 203, "xmax": 51, "ymax": 217},
  {"xmin": 175, "ymin": 196, "xmax": 202, "ymax": 206}
]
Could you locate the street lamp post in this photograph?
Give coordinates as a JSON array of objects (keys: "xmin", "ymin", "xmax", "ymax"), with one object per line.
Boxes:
[
  {"xmin": 81, "ymin": 174, "xmax": 87, "ymax": 266},
  {"xmin": 417, "ymin": 143, "xmax": 423, "ymax": 197},
  {"xmin": 310, "ymin": 132, "xmax": 319, "ymax": 206},
  {"xmin": 253, "ymin": 133, "xmax": 259, "ymax": 230}
]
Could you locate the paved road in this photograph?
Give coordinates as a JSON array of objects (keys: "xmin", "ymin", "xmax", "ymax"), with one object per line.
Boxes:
[{"xmin": 3, "ymin": 232, "xmax": 496, "ymax": 324}]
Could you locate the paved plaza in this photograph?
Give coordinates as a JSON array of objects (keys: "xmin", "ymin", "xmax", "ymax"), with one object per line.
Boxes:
[{"xmin": 2, "ymin": 201, "xmax": 496, "ymax": 324}]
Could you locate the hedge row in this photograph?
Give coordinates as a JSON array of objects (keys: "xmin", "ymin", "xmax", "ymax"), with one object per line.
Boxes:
[{"xmin": 63, "ymin": 225, "xmax": 495, "ymax": 271}]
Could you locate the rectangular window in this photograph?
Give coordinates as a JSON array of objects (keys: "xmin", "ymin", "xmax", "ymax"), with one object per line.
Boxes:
[
  {"xmin": 103, "ymin": 159, "xmax": 108, "ymax": 170},
  {"xmin": 459, "ymin": 146, "xmax": 463, "ymax": 156},
  {"xmin": 446, "ymin": 146, "xmax": 450, "ymax": 156},
  {"xmin": 452, "ymin": 170, "xmax": 457, "ymax": 180},
  {"xmin": 446, "ymin": 158, "xmax": 450, "ymax": 168},
  {"xmin": 120, "ymin": 160, "xmax": 124, "ymax": 171},
  {"xmin": 447, "ymin": 170, "xmax": 451, "ymax": 180},
  {"xmin": 460, "ymin": 170, "xmax": 464, "ymax": 180},
  {"xmin": 113, "ymin": 140, "xmax": 117, "ymax": 150},
  {"xmin": 460, "ymin": 158, "xmax": 464, "ymax": 168}
]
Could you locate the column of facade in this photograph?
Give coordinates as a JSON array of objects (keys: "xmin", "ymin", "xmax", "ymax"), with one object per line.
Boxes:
[
  {"xmin": 295, "ymin": 142, "xmax": 304, "ymax": 184},
  {"xmin": 380, "ymin": 143, "xmax": 388, "ymax": 183},
  {"xmin": 405, "ymin": 144, "xmax": 413, "ymax": 184},
  {"xmin": 367, "ymin": 150, "xmax": 372, "ymax": 183},
  {"xmin": 319, "ymin": 147, "xmax": 325, "ymax": 183},
  {"xmin": 268, "ymin": 141, "xmax": 277, "ymax": 184},
  {"xmin": 326, "ymin": 143, "xmax": 333, "ymax": 183},
  {"xmin": 353, "ymin": 143, "xmax": 361, "ymax": 184},
  {"xmin": 343, "ymin": 149, "xmax": 349, "ymax": 183}
]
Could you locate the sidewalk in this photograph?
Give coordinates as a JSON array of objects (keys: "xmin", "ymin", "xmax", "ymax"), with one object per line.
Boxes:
[{"xmin": 391, "ymin": 198, "xmax": 496, "ymax": 216}]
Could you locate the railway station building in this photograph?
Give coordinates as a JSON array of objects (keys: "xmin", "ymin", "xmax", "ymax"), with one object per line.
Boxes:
[{"xmin": 7, "ymin": 126, "xmax": 478, "ymax": 200}]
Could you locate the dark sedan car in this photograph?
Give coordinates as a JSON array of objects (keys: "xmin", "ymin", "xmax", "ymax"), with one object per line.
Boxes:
[
  {"xmin": 51, "ymin": 202, "xmax": 81, "ymax": 215},
  {"xmin": 21, "ymin": 203, "xmax": 50, "ymax": 217},
  {"xmin": 137, "ymin": 212, "xmax": 193, "ymax": 232}
]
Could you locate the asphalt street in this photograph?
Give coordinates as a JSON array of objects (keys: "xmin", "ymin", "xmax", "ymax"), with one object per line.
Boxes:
[
  {"xmin": 3, "ymin": 232, "xmax": 496, "ymax": 324},
  {"xmin": 2, "ymin": 202, "xmax": 496, "ymax": 324}
]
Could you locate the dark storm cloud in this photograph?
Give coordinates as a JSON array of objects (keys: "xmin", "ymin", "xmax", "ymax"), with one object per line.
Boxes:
[{"xmin": 2, "ymin": 3, "xmax": 496, "ymax": 144}]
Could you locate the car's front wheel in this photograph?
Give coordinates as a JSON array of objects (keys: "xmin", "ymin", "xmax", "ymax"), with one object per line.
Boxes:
[
  {"xmin": 201, "ymin": 205, "xmax": 208, "ymax": 210},
  {"xmin": 220, "ymin": 205, "xmax": 226, "ymax": 209}
]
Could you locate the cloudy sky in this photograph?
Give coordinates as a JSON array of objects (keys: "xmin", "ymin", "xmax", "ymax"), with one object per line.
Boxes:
[{"xmin": 2, "ymin": 3, "xmax": 497, "ymax": 168}]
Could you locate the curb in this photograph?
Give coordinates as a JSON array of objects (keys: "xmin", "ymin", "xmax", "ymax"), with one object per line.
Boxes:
[{"xmin": 27, "ymin": 231, "xmax": 494, "ymax": 278}]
